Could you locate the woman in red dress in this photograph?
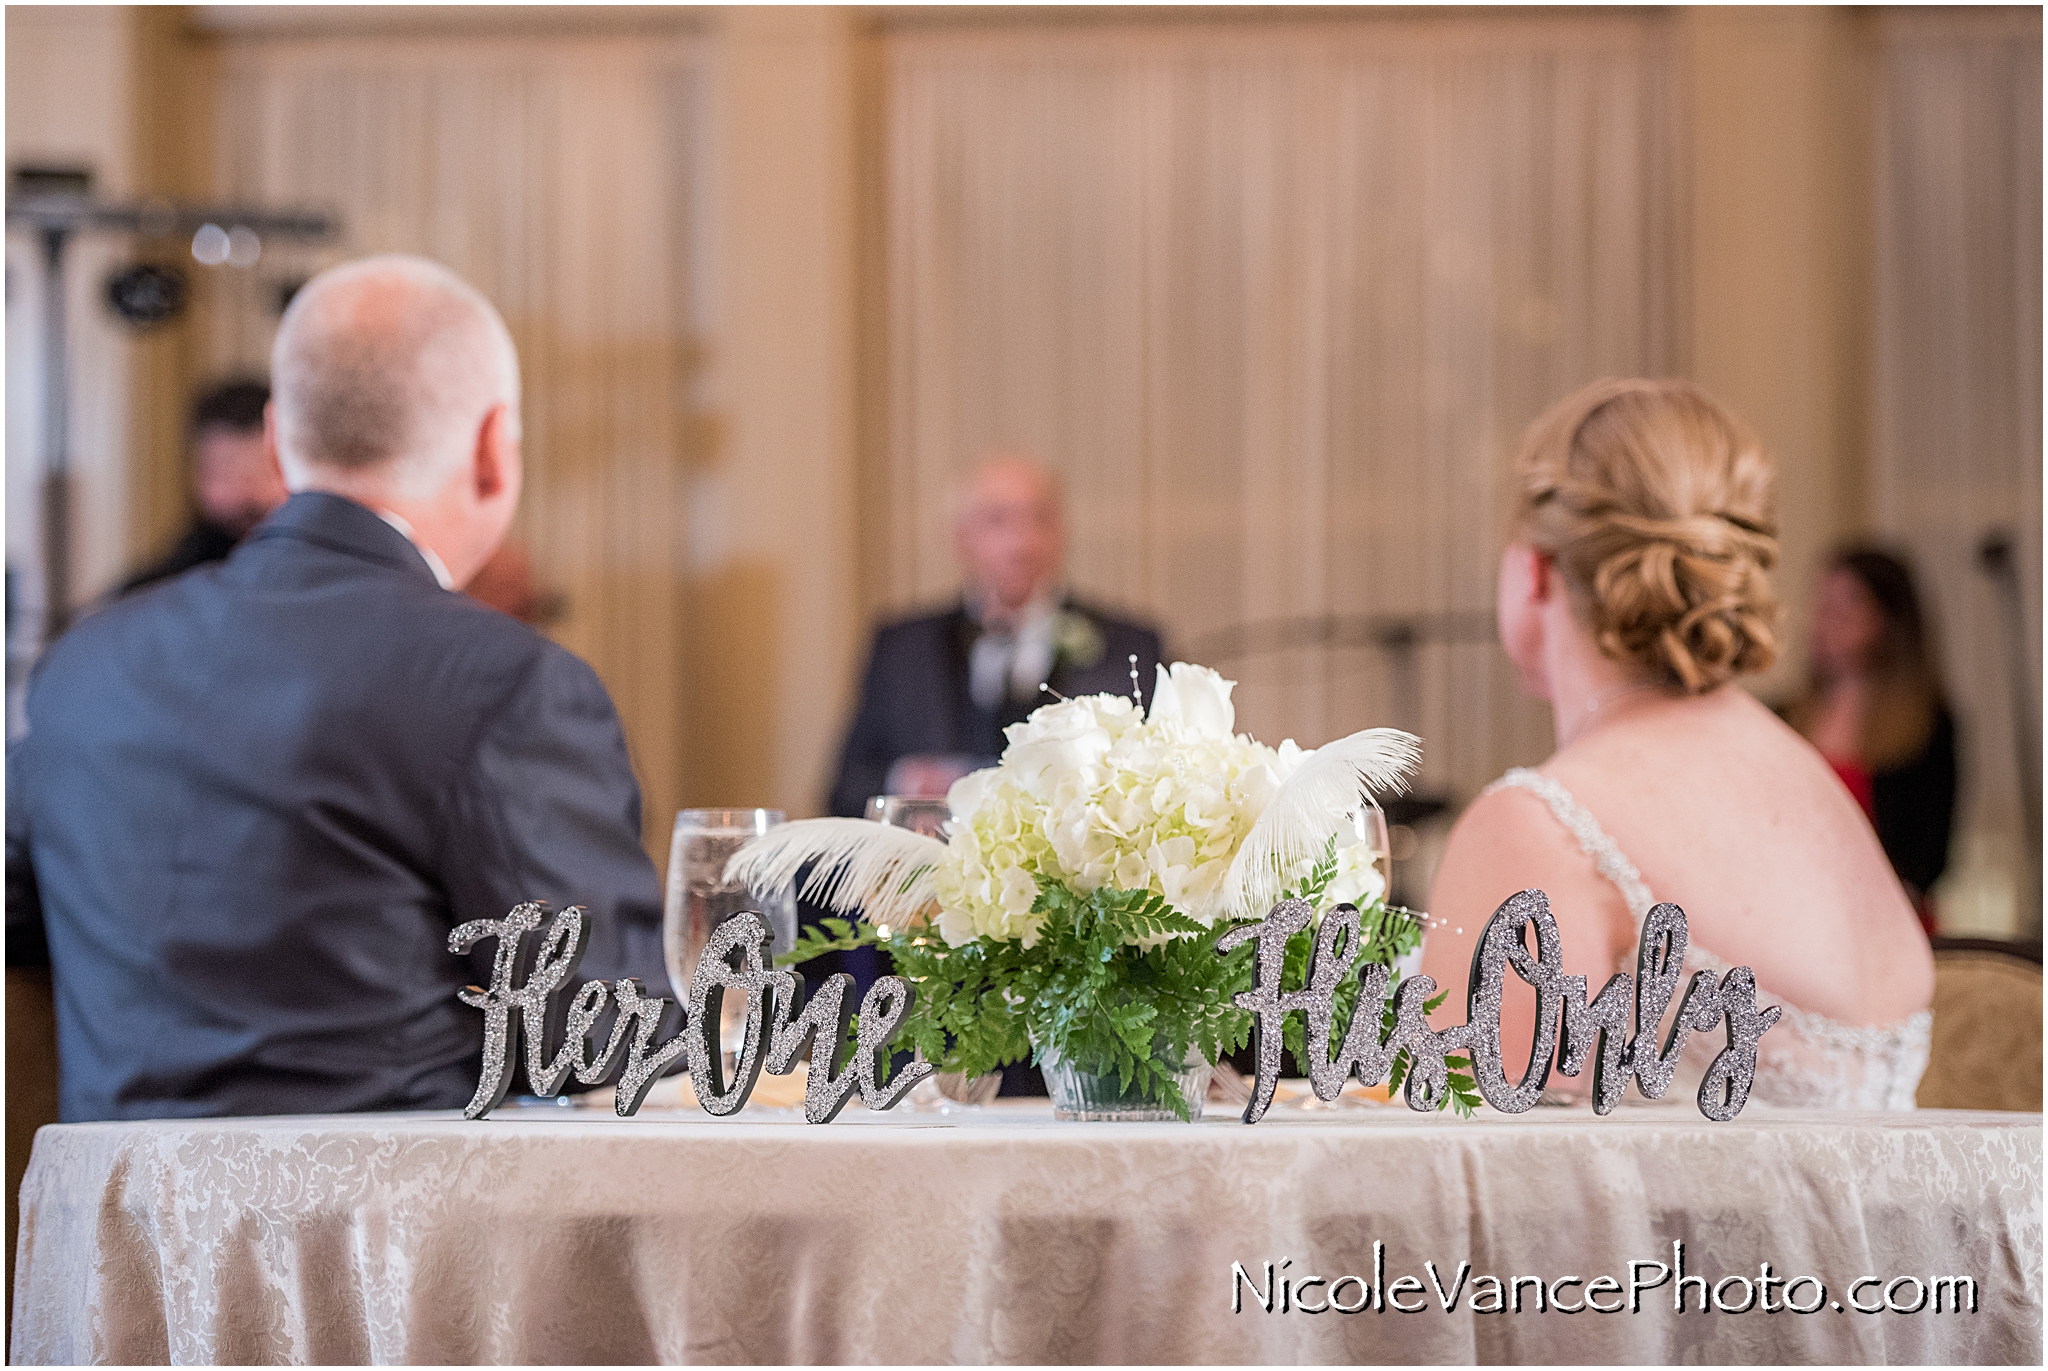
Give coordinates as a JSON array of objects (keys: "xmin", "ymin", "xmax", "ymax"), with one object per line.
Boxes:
[{"xmin": 1786, "ymin": 548, "xmax": 1959, "ymax": 936}]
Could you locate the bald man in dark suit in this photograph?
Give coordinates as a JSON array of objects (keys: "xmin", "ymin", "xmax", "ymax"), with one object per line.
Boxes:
[
  {"xmin": 7, "ymin": 256, "xmax": 666, "ymax": 1122},
  {"xmin": 828, "ymin": 455, "xmax": 1166, "ymax": 818}
]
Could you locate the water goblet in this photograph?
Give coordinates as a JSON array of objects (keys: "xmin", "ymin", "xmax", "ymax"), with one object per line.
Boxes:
[{"xmin": 663, "ymin": 808, "xmax": 797, "ymax": 1072}]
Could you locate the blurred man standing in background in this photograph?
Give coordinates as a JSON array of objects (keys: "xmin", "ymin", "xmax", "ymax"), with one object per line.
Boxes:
[
  {"xmin": 828, "ymin": 453, "xmax": 1166, "ymax": 818},
  {"xmin": 120, "ymin": 379, "xmax": 287, "ymax": 595},
  {"xmin": 826, "ymin": 453, "xmax": 1166, "ymax": 1094}
]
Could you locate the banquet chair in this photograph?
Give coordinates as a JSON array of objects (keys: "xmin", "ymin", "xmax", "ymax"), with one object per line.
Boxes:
[{"xmin": 1915, "ymin": 937, "xmax": 2043, "ymax": 1112}]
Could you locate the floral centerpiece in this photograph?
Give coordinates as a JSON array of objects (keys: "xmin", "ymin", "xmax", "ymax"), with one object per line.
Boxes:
[{"xmin": 729, "ymin": 663, "xmax": 1468, "ymax": 1120}]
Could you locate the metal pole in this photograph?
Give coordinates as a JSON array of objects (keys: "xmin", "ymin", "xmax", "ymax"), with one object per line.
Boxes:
[
  {"xmin": 1979, "ymin": 533, "xmax": 2041, "ymax": 937},
  {"xmin": 4, "ymin": 190, "xmax": 337, "ymax": 647},
  {"xmin": 39, "ymin": 225, "xmax": 71, "ymax": 640},
  {"xmin": 1383, "ymin": 621, "xmax": 1421, "ymax": 736}
]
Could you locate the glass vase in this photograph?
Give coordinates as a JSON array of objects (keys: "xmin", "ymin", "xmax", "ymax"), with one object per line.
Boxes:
[{"xmin": 1040, "ymin": 1041, "xmax": 1211, "ymax": 1122}]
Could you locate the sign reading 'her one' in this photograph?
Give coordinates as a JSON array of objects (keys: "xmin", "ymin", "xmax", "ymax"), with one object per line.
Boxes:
[
  {"xmin": 454, "ymin": 889, "xmax": 1775, "ymax": 1123},
  {"xmin": 451, "ymin": 904, "xmax": 930, "ymax": 1123}
]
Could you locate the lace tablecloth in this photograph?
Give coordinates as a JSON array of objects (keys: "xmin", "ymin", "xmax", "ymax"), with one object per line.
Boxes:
[{"xmin": 11, "ymin": 1100, "xmax": 2040, "ymax": 1364}]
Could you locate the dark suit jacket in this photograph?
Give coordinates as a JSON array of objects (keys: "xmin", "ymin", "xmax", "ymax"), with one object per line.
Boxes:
[
  {"xmin": 118, "ymin": 518, "xmax": 240, "ymax": 596},
  {"xmin": 5, "ymin": 492, "xmax": 666, "ymax": 1122},
  {"xmin": 828, "ymin": 597, "xmax": 1166, "ymax": 817}
]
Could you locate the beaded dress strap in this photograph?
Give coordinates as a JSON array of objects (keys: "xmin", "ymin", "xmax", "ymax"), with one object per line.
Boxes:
[{"xmin": 1485, "ymin": 767, "xmax": 1655, "ymax": 923}]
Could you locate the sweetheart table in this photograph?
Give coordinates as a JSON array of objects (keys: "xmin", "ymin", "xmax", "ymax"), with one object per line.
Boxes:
[{"xmin": 10, "ymin": 1099, "xmax": 2039, "ymax": 1365}]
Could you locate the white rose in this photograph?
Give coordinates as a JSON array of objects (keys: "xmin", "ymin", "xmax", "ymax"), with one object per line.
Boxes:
[
  {"xmin": 925, "ymin": 662, "xmax": 1329, "ymax": 948},
  {"xmin": 1000, "ymin": 696, "xmax": 1130, "ymax": 798},
  {"xmin": 1002, "ymin": 693, "xmax": 1138, "ymax": 751},
  {"xmin": 1147, "ymin": 662, "xmax": 1237, "ymax": 739}
]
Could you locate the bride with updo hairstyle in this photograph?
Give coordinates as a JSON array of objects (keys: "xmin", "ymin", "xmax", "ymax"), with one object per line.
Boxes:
[{"xmin": 1424, "ymin": 377, "xmax": 1934, "ymax": 1110}]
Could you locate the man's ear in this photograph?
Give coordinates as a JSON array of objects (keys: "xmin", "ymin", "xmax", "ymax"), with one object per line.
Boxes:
[{"xmin": 473, "ymin": 403, "xmax": 516, "ymax": 500}]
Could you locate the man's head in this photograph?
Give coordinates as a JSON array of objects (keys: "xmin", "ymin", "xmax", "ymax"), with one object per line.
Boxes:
[
  {"xmin": 270, "ymin": 255, "xmax": 522, "ymax": 587},
  {"xmin": 953, "ymin": 453, "xmax": 1064, "ymax": 616},
  {"xmin": 187, "ymin": 380, "xmax": 286, "ymax": 538}
]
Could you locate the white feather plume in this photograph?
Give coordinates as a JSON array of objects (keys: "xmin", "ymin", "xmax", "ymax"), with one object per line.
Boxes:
[
  {"xmin": 722, "ymin": 818, "xmax": 949, "ymax": 927},
  {"xmin": 1220, "ymin": 728, "xmax": 1422, "ymax": 921}
]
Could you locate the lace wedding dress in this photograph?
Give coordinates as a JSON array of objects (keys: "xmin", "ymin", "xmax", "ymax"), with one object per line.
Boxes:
[{"xmin": 1489, "ymin": 767, "xmax": 1931, "ymax": 1110}]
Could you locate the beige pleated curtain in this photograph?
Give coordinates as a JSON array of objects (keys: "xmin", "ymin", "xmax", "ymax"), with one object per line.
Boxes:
[
  {"xmin": 1872, "ymin": 10, "xmax": 2043, "ymax": 930},
  {"xmin": 881, "ymin": 14, "xmax": 1685, "ymax": 807}
]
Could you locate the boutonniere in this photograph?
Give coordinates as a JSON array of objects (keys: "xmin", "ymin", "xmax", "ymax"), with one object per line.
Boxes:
[{"xmin": 1051, "ymin": 610, "xmax": 1105, "ymax": 671}]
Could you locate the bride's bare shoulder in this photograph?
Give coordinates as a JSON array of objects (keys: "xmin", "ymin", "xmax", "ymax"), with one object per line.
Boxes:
[
  {"xmin": 1549, "ymin": 686, "xmax": 1839, "ymax": 800},
  {"xmin": 1438, "ymin": 780, "xmax": 1571, "ymax": 869},
  {"xmin": 1428, "ymin": 780, "xmax": 1632, "ymax": 934},
  {"xmin": 1423, "ymin": 777, "xmax": 1635, "ymax": 1001}
]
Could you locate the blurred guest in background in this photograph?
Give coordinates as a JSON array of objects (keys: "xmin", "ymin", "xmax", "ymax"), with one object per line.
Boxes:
[
  {"xmin": 1786, "ymin": 546, "xmax": 1957, "ymax": 934},
  {"xmin": 825, "ymin": 453, "xmax": 1164, "ymax": 1095},
  {"xmin": 119, "ymin": 379, "xmax": 287, "ymax": 595},
  {"xmin": 1426, "ymin": 377, "xmax": 1932, "ymax": 1110},
  {"xmin": 6, "ymin": 255, "xmax": 666, "ymax": 1121},
  {"xmin": 828, "ymin": 453, "xmax": 1165, "ymax": 817},
  {"xmin": 464, "ymin": 536, "xmax": 564, "ymax": 625}
]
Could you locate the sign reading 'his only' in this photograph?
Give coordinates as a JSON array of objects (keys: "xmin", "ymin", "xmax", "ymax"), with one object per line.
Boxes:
[{"xmin": 454, "ymin": 890, "xmax": 1776, "ymax": 1123}]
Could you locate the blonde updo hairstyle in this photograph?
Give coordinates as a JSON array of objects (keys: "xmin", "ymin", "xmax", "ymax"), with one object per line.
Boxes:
[{"xmin": 1514, "ymin": 378, "xmax": 1779, "ymax": 693}]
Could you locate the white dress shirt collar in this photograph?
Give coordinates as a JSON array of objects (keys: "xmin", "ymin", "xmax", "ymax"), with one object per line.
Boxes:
[
  {"xmin": 373, "ymin": 508, "xmax": 455, "ymax": 590},
  {"xmin": 969, "ymin": 587, "xmax": 1063, "ymax": 710}
]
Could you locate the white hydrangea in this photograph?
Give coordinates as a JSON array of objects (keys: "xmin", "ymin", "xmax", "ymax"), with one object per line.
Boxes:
[{"xmin": 930, "ymin": 663, "xmax": 1381, "ymax": 948}]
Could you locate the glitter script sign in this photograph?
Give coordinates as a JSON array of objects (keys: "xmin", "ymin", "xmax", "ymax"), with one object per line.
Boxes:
[
  {"xmin": 452, "ymin": 904, "xmax": 930, "ymax": 1122},
  {"xmin": 456, "ymin": 888, "xmax": 1773, "ymax": 1123},
  {"xmin": 1218, "ymin": 888, "xmax": 1779, "ymax": 1123}
]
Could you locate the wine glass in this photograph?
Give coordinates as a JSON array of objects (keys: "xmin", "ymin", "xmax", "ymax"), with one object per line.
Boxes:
[
  {"xmin": 867, "ymin": 795, "xmax": 1003, "ymax": 1109},
  {"xmin": 1327, "ymin": 803, "xmax": 1424, "ymax": 1110},
  {"xmin": 663, "ymin": 809, "xmax": 796, "ymax": 1058},
  {"xmin": 864, "ymin": 794, "xmax": 952, "ymax": 837},
  {"xmin": 1350, "ymin": 803, "xmax": 1423, "ymax": 980}
]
